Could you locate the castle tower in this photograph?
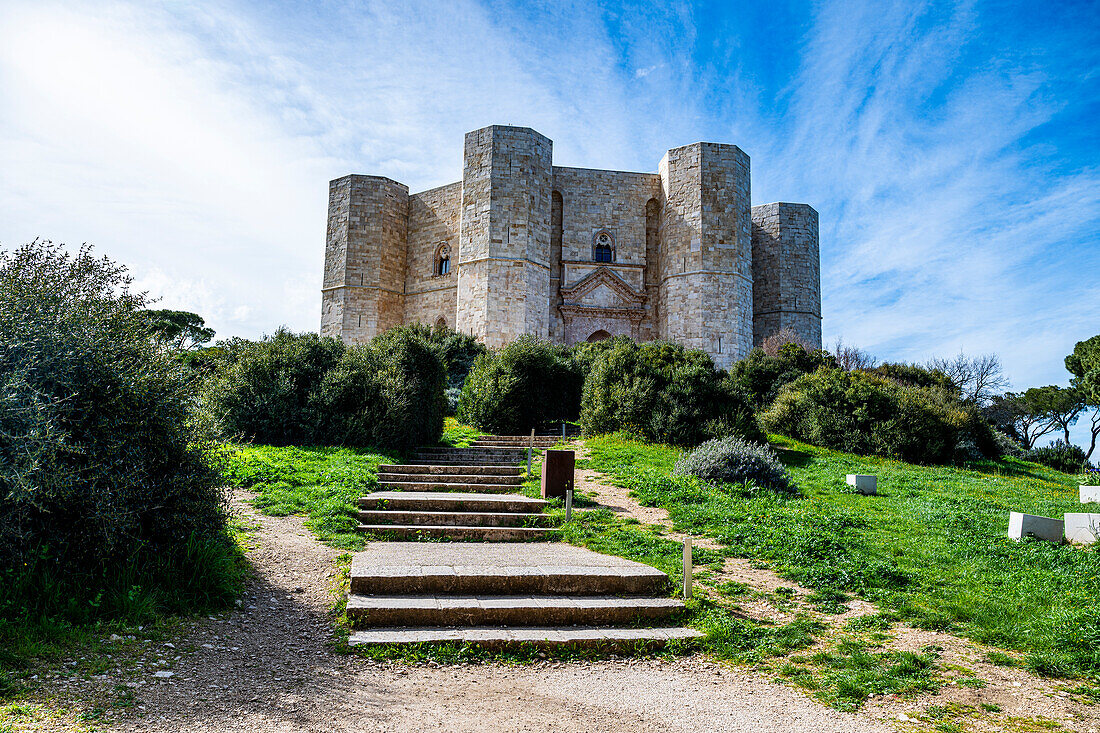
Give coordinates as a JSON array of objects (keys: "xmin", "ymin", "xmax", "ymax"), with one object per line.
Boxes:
[
  {"xmin": 456, "ymin": 125, "xmax": 553, "ymax": 347},
  {"xmin": 750, "ymin": 203, "xmax": 822, "ymax": 348},
  {"xmin": 657, "ymin": 142, "xmax": 753, "ymax": 369},
  {"xmin": 320, "ymin": 175, "xmax": 408, "ymax": 342}
]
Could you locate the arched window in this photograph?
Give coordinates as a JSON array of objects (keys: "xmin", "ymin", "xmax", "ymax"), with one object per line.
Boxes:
[
  {"xmin": 593, "ymin": 230, "xmax": 614, "ymax": 263},
  {"xmin": 435, "ymin": 316, "xmax": 447, "ymax": 330},
  {"xmin": 436, "ymin": 244, "xmax": 451, "ymax": 276},
  {"xmin": 587, "ymin": 329, "xmax": 611, "ymax": 343}
]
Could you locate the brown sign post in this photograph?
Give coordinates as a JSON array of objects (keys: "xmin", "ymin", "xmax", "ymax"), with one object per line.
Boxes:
[{"xmin": 541, "ymin": 449, "xmax": 575, "ymax": 500}]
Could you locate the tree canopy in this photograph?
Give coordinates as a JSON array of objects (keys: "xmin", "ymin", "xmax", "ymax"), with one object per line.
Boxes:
[{"xmin": 143, "ymin": 308, "xmax": 216, "ymax": 350}]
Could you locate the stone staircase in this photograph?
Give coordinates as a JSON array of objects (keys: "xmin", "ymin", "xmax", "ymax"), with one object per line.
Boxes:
[
  {"xmin": 348, "ymin": 434, "xmax": 703, "ymax": 649},
  {"xmin": 346, "ymin": 542, "xmax": 703, "ymax": 649},
  {"xmin": 358, "ymin": 436, "xmax": 558, "ymax": 540}
]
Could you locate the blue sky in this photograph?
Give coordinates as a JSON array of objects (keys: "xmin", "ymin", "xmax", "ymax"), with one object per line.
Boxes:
[{"xmin": 1, "ymin": 0, "xmax": 1098, "ymax": 443}]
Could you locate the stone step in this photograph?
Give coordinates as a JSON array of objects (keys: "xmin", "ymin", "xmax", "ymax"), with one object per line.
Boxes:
[
  {"xmin": 379, "ymin": 464, "xmax": 523, "ymax": 476},
  {"xmin": 346, "ymin": 595, "xmax": 685, "ymax": 628},
  {"xmin": 356, "ymin": 525, "xmax": 554, "ymax": 541},
  {"xmin": 377, "ymin": 481, "xmax": 523, "ymax": 493},
  {"xmin": 377, "ymin": 472, "xmax": 524, "ymax": 485},
  {"xmin": 472, "ymin": 439, "xmax": 561, "ymax": 446},
  {"xmin": 358, "ymin": 491, "xmax": 548, "ymax": 513},
  {"xmin": 347, "ymin": 626, "xmax": 703, "ymax": 649},
  {"xmin": 350, "ymin": 543, "xmax": 669, "ymax": 596},
  {"xmin": 407, "ymin": 460, "xmax": 522, "ymax": 467},
  {"xmin": 414, "ymin": 452, "xmax": 525, "ymax": 461},
  {"xmin": 358, "ymin": 510, "xmax": 553, "ymax": 527}
]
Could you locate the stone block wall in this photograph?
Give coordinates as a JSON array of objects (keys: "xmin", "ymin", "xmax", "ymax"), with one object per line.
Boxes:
[
  {"xmin": 456, "ymin": 126, "xmax": 553, "ymax": 347},
  {"xmin": 658, "ymin": 143, "xmax": 753, "ymax": 368},
  {"xmin": 405, "ymin": 181, "xmax": 461, "ymax": 328},
  {"xmin": 550, "ymin": 167, "xmax": 660, "ymax": 343},
  {"xmin": 751, "ymin": 203, "xmax": 821, "ymax": 348},
  {"xmin": 320, "ymin": 175, "xmax": 408, "ymax": 342}
]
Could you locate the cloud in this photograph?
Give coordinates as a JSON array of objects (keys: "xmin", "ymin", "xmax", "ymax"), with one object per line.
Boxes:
[{"xmin": 1, "ymin": 0, "xmax": 1096, "ymax": 444}]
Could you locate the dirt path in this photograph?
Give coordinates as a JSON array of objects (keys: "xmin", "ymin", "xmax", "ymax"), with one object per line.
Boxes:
[{"xmin": 80, "ymin": 491, "xmax": 896, "ymax": 733}]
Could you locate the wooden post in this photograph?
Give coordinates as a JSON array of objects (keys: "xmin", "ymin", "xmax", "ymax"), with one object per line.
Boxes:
[
  {"xmin": 562, "ymin": 422, "xmax": 566, "ymax": 440},
  {"xmin": 565, "ymin": 484, "xmax": 573, "ymax": 523},
  {"xmin": 683, "ymin": 538, "xmax": 692, "ymax": 600},
  {"xmin": 527, "ymin": 428, "xmax": 534, "ymax": 476}
]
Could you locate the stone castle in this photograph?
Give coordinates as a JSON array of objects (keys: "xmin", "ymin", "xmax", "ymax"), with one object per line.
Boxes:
[{"xmin": 321, "ymin": 124, "xmax": 821, "ymax": 368}]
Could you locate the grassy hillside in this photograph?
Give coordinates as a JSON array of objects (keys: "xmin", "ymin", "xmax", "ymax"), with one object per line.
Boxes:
[{"xmin": 583, "ymin": 433, "xmax": 1100, "ymax": 681}]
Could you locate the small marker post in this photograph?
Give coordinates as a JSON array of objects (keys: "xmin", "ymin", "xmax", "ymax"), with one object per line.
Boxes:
[
  {"xmin": 565, "ymin": 483, "xmax": 573, "ymax": 523},
  {"xmin": 683, "ymin": 537, "xmax": 692, "ymax": 600},
  {"xmin": 527, "ymin": 428, "xmax": 534, "ymax": 476},
  {"xmin": 562, "ymin": 421, "xmax": 566, "ymax": 440}
]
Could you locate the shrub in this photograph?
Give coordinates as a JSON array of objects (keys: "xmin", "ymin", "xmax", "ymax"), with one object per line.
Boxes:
[
  {"xmin": 457, "ymin": 335, "xmax": 583, "ymax": 434},
  {"xmin": 872, "ymin": 362, "xmax": 959, "ymax": 394},
  {"xmin": 207, "ymin": 328, "xmax": 344, "ymax": 446},
  {"xmin": 207, "ymin": 327, "xmax": 446, "ymax": 452},
  {"xmin": 580, "ymin": 339, "xmax": 764, "ymax": 446},
  {"xmin": 673, "ymin": 436, "xmax": 796, "ymax": 494},
  {"xmin": 1024, "ymin": 440, "xmax": 1088, "ymax": 473},
  {"xmin": 762, "ymin": 368, "xmax": 995, "ymax": 464},
  {"xmin": 1081, "ymin": 467, "xmax": 1100, "ymax": 486},
  {"xmin": 0, "ymin": 241, "xmax": 236, "ymax": 621},
  {"xmin": 382, "ymin": 324, "xmax": 486, "ymax": 414},
  {"xmin": 990, "ymin": 428, "xmax": 1023, "ymax": 458},
  {"xmin": 728, "ymin": 343, "xmax": 836, "ymax": 409}
]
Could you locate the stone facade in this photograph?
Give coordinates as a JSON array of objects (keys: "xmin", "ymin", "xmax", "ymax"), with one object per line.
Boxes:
[{"xmin": 321, "ymin": 125, "xmax": 822, "ymax": 368}]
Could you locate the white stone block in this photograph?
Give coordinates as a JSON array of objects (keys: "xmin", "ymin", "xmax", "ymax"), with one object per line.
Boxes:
[
  {"xmin": 1080, "ymin": 486, "xmax": 1100, "ymax": 504},
  {"xmin": 846, "ymin": 474, "xmax": 877, "ymax": 495},
  {"xmin": 1008, "ymin": 512, "xmax": 1063, "ymax": 542},
  {"xmin": 1064, "ymin": 513, "xmax": 1100, "ymax": 544}
]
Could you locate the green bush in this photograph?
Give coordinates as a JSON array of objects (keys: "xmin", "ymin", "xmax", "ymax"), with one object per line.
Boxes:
[
  {"xmin": 207, "ymin": 327, "xmax": 445, "ymax": 452},
  {"xmin": 580, "ymin": 339, "xmax": 763, "ymax": 446},
  {"xmin": 383, "ymin": 324, "xmax": 486, "ymax": 414},
  {"xmin": 762, "ymin": 368, "xmax": 995, "ymax": 464},
  {"xmin": 727, "ymin": 343, "xmax": 836, "ymax": 409},
  {"xmin": 673, "ymin": 435, "xmax": 796, "ymax": 494},
  {"xmin": 0, "ymin": 241, "xmax": 237, "ymax": 622},
  {"xmin": 457, "ymin": 335, "xmax": 583, "ymax": 434},
  {"xmin": 208, "ymin": 328, "xmax": 344, "ymax": 446},
  {"xmin": 1024, "ymin": 440, "xmax": 1088, "ymax": 473},
  {"xmin": 871, "ymin": 362, "xmax": 959, "ymax": 394}
]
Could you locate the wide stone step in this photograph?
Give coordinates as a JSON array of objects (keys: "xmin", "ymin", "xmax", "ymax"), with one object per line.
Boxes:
[
  {"xmin": 358, "ymin": 491, "xmax": 548, "ymax": 513},
  {"xmin": 347, "ymin": 626, "xmax": 704, "ymax": 649},
  {"xmin": 356, "ymin": 525, "xmax": 554, "ymax": 541},
  {"xmin": 377, "ymin": 481, "xmax": 523, "ymax": 493},
  {"xmin": 350, "ymin": 543, "xmax": 669, "ymax": 596},
  {"xmin": 377, "ymin": 472, "xmax": 524, "ymax": 485},
  {"xmin": 472, "ymin": 440, "xmax": 561, "ymax": 447},
  {"xmin": 379, "ymin": 464, "xmax": 523, "ymax": 476},
  {"xmin": 346, "ymin": 595, "xmax": 685, "ymax": 627},
  {"xmin": 358, "ymin": 510, "xmax": 553, "ymax": 527}
]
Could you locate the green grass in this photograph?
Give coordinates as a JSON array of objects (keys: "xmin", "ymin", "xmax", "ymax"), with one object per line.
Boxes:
[
  {"xmin": 438, "ymin": 417, "xmax": 486, "ymax": 447},
  {"xmin": 223, "ymin": 444, "xmax": 399, "ymax": 550},
  {"xmin": 583, "ymin": 432, "xmax": 1100, "ymax": 682}
]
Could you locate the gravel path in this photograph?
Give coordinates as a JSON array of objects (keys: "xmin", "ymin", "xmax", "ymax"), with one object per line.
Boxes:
[{"xmin": 106, "ymin": 491, "xmax": 894, "ymax": 733}]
